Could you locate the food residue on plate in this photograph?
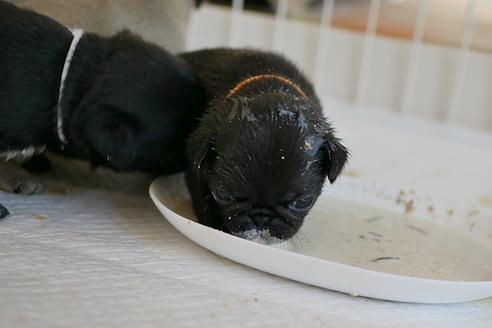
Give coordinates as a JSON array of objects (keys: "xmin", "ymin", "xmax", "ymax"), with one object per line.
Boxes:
[
  {"xmin": 169, "ymin": 193, "xmax": 196, "ymax": 219},
  {"xmin": 368, "ymin": 231, "xmax": 383, "ymax": 238},
  {"xmin": 370, "ymin": 256, "xmax": 400, "ymax": 263},
  {"xmin": 395, "ymin": 190, "xmax": 415, "ymax": 214},
  {"xmin": 406, "ymin": 224, "xmax": 428, "ymax": 235},
  {"xmin": 365, "ymin": 216, "xmax": 383, "ymax": 223},
  {"xmin": 35, "ymin": 215, "xmax": 48, "ymax": 221},
  {"xmin": 292, "ymin": 197, "xmax": 492, "ymax": 281}
]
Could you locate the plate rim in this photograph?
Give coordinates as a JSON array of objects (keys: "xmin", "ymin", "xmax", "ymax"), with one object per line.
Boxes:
[{"xmin": 149, "ymin": 175, "xmax": 492, "ymax": 304}]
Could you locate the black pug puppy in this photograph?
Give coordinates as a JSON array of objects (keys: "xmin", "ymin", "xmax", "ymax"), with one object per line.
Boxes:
[
  {"xmin": 0, "ymin": 1, "xmax": 203, "ymax": 218},
  {"xmin": 180, "ymin": 48, "xmax": 349, "ymax": 244}
]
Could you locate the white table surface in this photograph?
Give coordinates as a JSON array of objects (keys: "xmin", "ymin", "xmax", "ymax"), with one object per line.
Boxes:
[{"xmin": 1, "ymin": 99, "xmax": 491, "ymax": 328}]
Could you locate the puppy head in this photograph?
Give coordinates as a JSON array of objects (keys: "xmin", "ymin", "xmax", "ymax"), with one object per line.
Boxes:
[
  {"xmin": 188, "ymin": 93, "xmax": 348, "ymax": 243},
  {"xmin": 66, "ymin": 31, "xmax": 203, "ymax": 174}
]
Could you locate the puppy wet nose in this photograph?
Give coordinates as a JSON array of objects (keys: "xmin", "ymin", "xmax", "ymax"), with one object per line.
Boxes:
[{"xmin": 251, "ymin": 215, "xmax": 269, "ymax": 229}]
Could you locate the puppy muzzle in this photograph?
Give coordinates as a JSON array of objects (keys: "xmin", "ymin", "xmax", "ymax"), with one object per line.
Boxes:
[{"xmin": 224, "ymin": 206, "xmax": 299, "ymax": 242}]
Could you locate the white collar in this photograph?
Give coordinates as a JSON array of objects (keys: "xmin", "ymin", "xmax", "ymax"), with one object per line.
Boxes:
[{"xmin": 57, "ymin": 28, "xmax": 84, "ymax": 148}]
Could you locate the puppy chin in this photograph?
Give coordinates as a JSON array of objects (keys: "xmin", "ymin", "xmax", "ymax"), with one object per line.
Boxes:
[{"xmin": 232, "ymin": 229, "xmax": 285, "ymax": 245}]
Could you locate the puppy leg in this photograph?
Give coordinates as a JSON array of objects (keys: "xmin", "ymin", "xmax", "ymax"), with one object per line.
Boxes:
[
  {"xmin": 0, "ymin": 161, "xmax": 44, "ymax": 195},
  {"xmin": 22, "ymin": 154, "xmax": 52, "ymax": 173},
  {"xmin": 0, "ymin": 204, "xmax": 9, "ymax": 219}
]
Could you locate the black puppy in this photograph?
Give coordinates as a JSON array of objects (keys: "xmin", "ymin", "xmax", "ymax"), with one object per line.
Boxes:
[
  {"xmin": 180, "ymin": 48, "xmax": 348, "ymax": 243},
  {"xmin": 0, "ymin": 1, "xmax": 203, "ymax": 217}
]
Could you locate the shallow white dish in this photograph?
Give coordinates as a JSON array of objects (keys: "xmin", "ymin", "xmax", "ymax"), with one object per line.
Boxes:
[{"xmin": 149, "ymin": 174, "xmax": 492, "ymax": 304}]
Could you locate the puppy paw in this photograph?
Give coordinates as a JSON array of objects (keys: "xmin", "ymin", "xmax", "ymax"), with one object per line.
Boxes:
[
  {"xmin": 4, "ymin": 177, "xmax": 44, "ymax": 195},
  {"xmin": 22, "ymin": 154, "xmax": 52, "ymax": 173},
  {"xmin": 0, "ymin": 162, "xmax": 44, "ymax": 195},
  {"xmin": 0, "ymin": 204, "xmax": 9, "ymax": 219}
]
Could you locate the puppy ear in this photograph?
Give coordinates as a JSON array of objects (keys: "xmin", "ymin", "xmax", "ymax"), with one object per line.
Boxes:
[
  {"xmin": 83, "ymin": 107, "xmax": 138, "ymax": 170},
  {"xmin": 322, "ymin": 134, "xmax": 349, "ymax": 184},
  {"xmin": 187, "ymin": 124, "xmax": 215, "ymax": 178},
  {"xmin": 108, "ymin": 117, "xmax": 135, "ymax": 145}
]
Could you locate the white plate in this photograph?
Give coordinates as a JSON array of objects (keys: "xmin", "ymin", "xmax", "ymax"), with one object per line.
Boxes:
[{"xmin": 149, "ymin": 174, "xmax": 492, "ymax": 304}]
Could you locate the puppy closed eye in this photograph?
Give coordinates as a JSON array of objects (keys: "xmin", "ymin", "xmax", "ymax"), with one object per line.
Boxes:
[
  {"xmin": 212, "ymin": 189, "xmax": 243, "ymax": 204},
  {"xmin": 287, "ymin": 195, "xmax": 315, "ymax": 212}
]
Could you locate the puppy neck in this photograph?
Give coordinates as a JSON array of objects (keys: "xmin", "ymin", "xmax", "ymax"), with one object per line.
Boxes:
[{"xmin": 225, "ymin": 74, "xmax": 307, "ymax": 100}]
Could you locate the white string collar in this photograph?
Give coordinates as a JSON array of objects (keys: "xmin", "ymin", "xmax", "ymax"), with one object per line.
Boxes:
[{"xmin": 57, "ymin": 28, "xmax": 84, "ymax": 148}]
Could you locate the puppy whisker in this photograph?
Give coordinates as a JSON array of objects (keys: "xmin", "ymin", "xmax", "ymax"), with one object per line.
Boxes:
[
  {"xmin": 296, "ymin": 230, "xmax": 309, "ymax": 245},
  {"xmin": 287, "ymin": 231, "xmax": 308, "ymax": 248}
]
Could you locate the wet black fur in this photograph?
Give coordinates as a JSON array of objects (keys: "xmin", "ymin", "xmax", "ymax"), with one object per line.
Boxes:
[
  {"xmin": 0, "ymin": 0, "xmax": 204, "ymax": 173},
  {"xmin": 180, "ymin": 48, "xmax": 349, "ymax": 241}
]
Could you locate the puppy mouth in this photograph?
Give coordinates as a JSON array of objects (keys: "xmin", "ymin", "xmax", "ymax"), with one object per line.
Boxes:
[{"xmin": 232, "ymin": 229, "xmax": 285, "ymax": 245}]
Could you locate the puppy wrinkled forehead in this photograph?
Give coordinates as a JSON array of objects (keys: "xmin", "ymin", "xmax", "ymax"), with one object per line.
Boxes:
[
  {"xmin": 228, "ymin": 101, "xmax": 258, "ymax": 123},
  {"xmin": 215, "ymin": 127, "xmax": 324, "ymax": 182},
  {"xmin": 227, "ymin": 95, "xmax": 321, "ymax": 132},
  {"xmin": 216, "ymin": 98, "xmax": 329, "ymax": 159}
]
